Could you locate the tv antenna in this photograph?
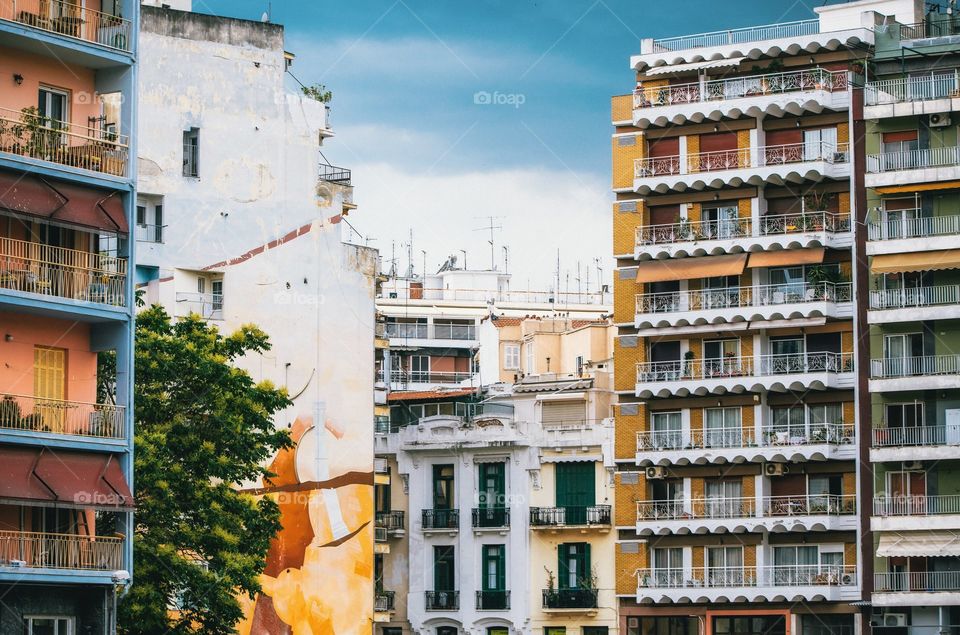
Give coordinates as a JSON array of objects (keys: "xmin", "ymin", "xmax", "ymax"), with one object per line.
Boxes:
[{"xmin": 474, "ymin": 216, "xmax": 504, "ymax": 271}]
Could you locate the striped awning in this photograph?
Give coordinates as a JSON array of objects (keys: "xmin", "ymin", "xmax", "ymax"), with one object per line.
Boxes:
[
  {"xmin": 871, "ymin": 249, "xmax": 960, "ymax": 274},
  {"xmin": 877, "ymin": 532, "xmax": 960, "ymax": 557},
  {"xmin": 635, "ymin": 254, "xmax": 747, "ymax": 283},
  {"xmin": 644, "ymin": 57, "xmax": 746, "ymax": 77}
]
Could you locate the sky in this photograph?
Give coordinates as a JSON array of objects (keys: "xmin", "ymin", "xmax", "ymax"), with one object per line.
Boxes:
[{"xmin": 192, "ymin": 0, "xmax": 840, "ymax": 290}]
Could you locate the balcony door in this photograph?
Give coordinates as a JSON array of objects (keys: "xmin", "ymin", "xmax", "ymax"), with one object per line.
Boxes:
[
  {"xmin": 38, "ymin": 87, "xmax": 68, "ymax": 129},
  {"xmin": 434, "ymin": 545, "xmax": 455, "ymax": 592},
  {"xmin": 888, "ymin": 470, "xmax": 927, "ymax": 514},
  {"xmin": 34, "ymin": 346, "xmax": 66, "ymax": 433},
  {"xmin": 769, "ymin": 266, "xmax": 805, "ymax": 301},
  {"xmin": 773, "ymin": 545, "xmax": 818, "ymax": 584},
  {"xmin": 651, "ymin": 480, "xmax": 684, "ymax": 517},
  {"xmin": 770, "ymin": 336, "xmax": 805, "ymax": 373},
  {"xmin": 649, "ymin": 341, "xmax": 682, "ymax": 380},
  {"xmin": 481, "ymin": 544, "xmax": 506, "ymax": 607},
  {"xmin": 704, "ymin": 407, "xmax": 741, "ymax": 448},
  {"xmin": 651, "ymin": 411, "xmax": 682, "ymax": 449},
  {"xmin": 883, "ymin": 333, "xmax": 924, "ymax": 376},
  {"xmin": 556, "ymin": 462, "xmax": 595, "ymax": 525},
  {"xmin": 477, "ymin": 462, "xmax": 505, "ymax": 527},
  {"xmin": 702, "ymin": 205, "xmax": 739, "ymax": 239},
  {"xmin": 705, "ymin": 479, "xmax": 742, "ymax": 517},
  {"xmin": 432, "ymin": 464, "xmax": 455, "ymax": 527},
  {"xmin": 882, "ymin": 130, "xmax": 919, "ymax": 170},
  {"xmin": 882, "ymin": 197, "xmax": 921, "ymax": 240},
  {"xmin": 885, "ymin": 402, "xmax": 926, "ymax": 445},
  {"xmin": 703, "ymin": 275, "xmax": 741, "ymax": 309},
  {"xmin": 803, "ymin": 127, "xmax": 837, "ymax": 161},
  {"xmin": 559, "ymin": 542, "xmax": 591, "ymax": 590},
  {"xmin": 410, "ymin": 355, "xmax": 430, "ymax": 382},
  {"xmin": 703, "ymin": 339, "xmax": 740, "ymax": 376},
  {"xmin": 652, "ymin": 547, "xmax": 683, "ymax": 586},
  {"xmin": 707, "ymin": 546, "xmax": 743, "ymax": 586}
]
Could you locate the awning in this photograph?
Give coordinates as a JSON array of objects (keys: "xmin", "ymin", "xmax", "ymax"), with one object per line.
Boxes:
[
  {"xmin": 875, "ymin": 180, "xmax": 960, "ymax": 194},
  {"xmin": 0, "ymin": 447, "xmax": 134, "ymax": 510},
  {"xmin": 644, "ymin": 56, "xmax": 746, "ymax": 77},
  {"xmin": 748, "ymin": 248, "xmax": 825, "ymax": 269},
  {"xmin": 635, "ymin": 254, "xmax": 747, "ymax": 283},
  {"xmin": 872, "ymin": 249, "xmax": 960, "ymax": 274},
  {"xmin": 0, "ymin": 170, "xmax": 127, "ymax": 233},
  {"xmin": 877, "ymin": 532, "xmax": 960, "ymax": 557},
  {"xmin": 514, "ymin": 379, "xmax": 593, "ymax": 393},
  {"xmin": 387, "ymin": 388, "xmax": 477, "ymax": 402}
]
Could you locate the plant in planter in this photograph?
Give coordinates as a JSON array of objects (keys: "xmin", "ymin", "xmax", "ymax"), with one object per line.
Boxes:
[
  {"xmin": 301, "ymin": 83, "xmax": 333, "ymax": 103},
  {"xmin": 683, "ymin": 350, "xmax": 695, "ymax": 378}
]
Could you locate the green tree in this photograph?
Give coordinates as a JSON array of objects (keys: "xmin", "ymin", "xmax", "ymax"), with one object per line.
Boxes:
[{"xmin": 118, "ymin": 306, "xmax": 292, "ymax": 635}]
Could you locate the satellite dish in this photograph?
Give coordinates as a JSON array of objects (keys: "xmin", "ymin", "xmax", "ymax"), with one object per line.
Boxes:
[{"xmin": 261, "ymin": 11, "xmax": 269, "ymax": 22}]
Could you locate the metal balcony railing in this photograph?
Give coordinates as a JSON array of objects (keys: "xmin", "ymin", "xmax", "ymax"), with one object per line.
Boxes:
[
  {"xmin": 872, "ymin": 425, "xmax": 958, "ymax": 447},
  {"xmin": 472, "ymin": 507, "xmax": 510, "ymax": 528},
  {"xmin": 374, "ymin": 457, "xmax": 388, "ymax": 474},
  {"xmin": 871, "ymin": 355, "xmax": 960, "ymax": 379},
  {"xmin": 637, "ymin": 565, "xmax": 856, "ymax": 589},
  {"xmin": 636, "ymin": 423, "xmax": 854, "ymax": 453},
  {"xmin": 636, "ymin": 495, "xmax": 855, "ymax": 521},
  {"xmin": 374, "ymin": 590, "xmax": 395, "ymax": 611},
  {"xmin": 636, "ymin": 212, "xmax": 850, "ymax": 245},
  {"xmin": 868, "ymin": 212, "xmax": 960, "ymax": 240},
  {"xmin": 866, "ymin": 74, "xmax": 960, "ymax": 106},
  {"xmin": 0, "ymin": 393, "xmax": 125, "ymax": 440},
  {"xmin": 529, "ymin": 505, "xmax": 611, "ymax": 527},
  {"xmin": 384, "ymin": 322, "xmax": 477, "ymax": 340},
  {"xmin": 1, "ymin": 0, "xmax": 133, "ymax": 52},
  {"xmin": 635, "ymin": 142, "xmax": 849, "ymax": 178},
  {"xmin": 425, "ymin": 590, "xmax": 459, "ymax": 611},
  {"xmin": 650, "ymin": 19, "xmax": 819, "ymax": 52},
  {"xmin": 421, "ymin": 508, "xmax": 459, "ymax": 530},
  {"xmin": 375, "ymin": 511, "xmax": 405, "ymax": 531},
  {"xmin": 376, "ymin": 369, "xmax": 475, "ymax": 385},
  {"xmin": 875, "ymin": 571, "xmax": 960, "ymax": 592},
  {"xmin": 0, "ymin": 236, "xmax": 127, "ymax": 306},
  {"xmin": 636, "ymin": 283, "xmax": 851, "ymax": 315},
  {"xmin": 476, "ymin": 589, "xmax": 510, "ymax": 610},
  {"xmin": 900, "ymin": 21, "xmax": 960, "ymax": 41},
  {"xmin": 637, "ymin": 352, "xmax": 854, "ymax": 383},
  {"xmin": 874, "ymin": 494, "xmax": 960, "ymax": 516},
  {"xmin": 319, "ymin": 162, "xmax": 351, "ymax": 185},
  {"xmin": 634, "ymin": 68, "xmax": 847, "ymax": 109},
  {"xmin": 867, "ymin": 146, "xmax": 960, "ymax": 173},
  {"xmin": 0, "ymin": 530, "xmax": 123, "ymax": 571},
  {"xmin": 374, "ymin": 416, "xmax": 392, "ymax": 434},
  {"xmin": 175, "ymin": 292, "xmax": 223, "ymax": 319},
  {"xmin": 134, "ymin": 224, "xmax": 164, "ymax": 244},
  {"xmin": 374, "ymin": 526, "xmax": 387, "ymax": 542},
  {"xmin": 870, "ymin": 285, "xmax": 960, "ymax": 311},
  {"xmin": 542, "ymin": 587, "xmax": 598, "ymax": 609}
]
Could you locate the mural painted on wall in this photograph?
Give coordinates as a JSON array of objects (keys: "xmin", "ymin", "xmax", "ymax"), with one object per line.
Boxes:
[{"xmin": 236, "ymin": 409, "xmax": 374, "ymax": 634}]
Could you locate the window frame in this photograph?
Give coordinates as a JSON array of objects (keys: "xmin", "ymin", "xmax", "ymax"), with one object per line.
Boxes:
[{"xmin": 503, "ymin": 343, "xmax": 520, "ymax": 370}]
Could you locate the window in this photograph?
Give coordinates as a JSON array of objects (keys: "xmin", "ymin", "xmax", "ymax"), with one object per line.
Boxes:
[
  {"xmin": 136, "ymin": 205, "xmax": 146, "ymax": 226},
  {"xmin": 197, "ymin": 277, "xmax": 206, "ymax": 295},
  {"xmin": 478, "ymin": 461, "xmax": 505, "ymax": 511},
  {"xmin": 705, "ymin": 478, "xmax": 742, "ymax": 517},
  {"xmin": 183, "ymin": 128, "xmax": 200, "ymax": 177},
  {"xmin": 652, "ymin": 547, "xmax": 683, "ymax": 585},
  {"xmin": 555, "ymin": 462, "xmax": 595, "ymax": 525},
  {"xmin": 703, "ymin": 338, "xmax": 740, "ymax": 375},
  {"xmin": 488, "ymin": 629, "xmax": 509, "ymax": 635},
  {"xmin": 437, "ymin": 628, "xmax": 458, "ymax": 635},
  {"xmin": 382, "ymin": 629, "xmax": 402, "ymax": 635},
  {"xmin": 434, "ymin": 546, "xmax": 455, "ymax": 591},
  {"xmin": 135, "ymin": 201, "xmax": 164, "ymax": 243},
  {"xmin": 882, "ymin": 130, "xmax": 919, "ymax": 170},
  {"xmin": 803, "ymin": 127, "xmax": 838, "ymax": 160},
  {"xmin": 545, "ymin": 628, "xmax": 567, "ymax": 635},
  {"xmin": 525, "ymin": 341, "xmax": 535, "ymax": 374},
  {"xmin": 576, "ymin": 355, "xmax": 585, "ymax": 376},
  {"xmin": 24, "ymin": 617, "xmax": 74, "ymax": 635},
  {"xmin": 432, "ymin": 464, "xmax": 454, "ymax": 509},
  {"xmin": 38, "ymin": 87, "xmax": 68, "ymax": 127},
  {"xmin": 583, "ymin": 628, "xmax": 609, "ymax": 635},
  {"xmin": 704, "ymin": 407, "xmax": 741, "ymax": 447},
  {"xmin": 558, "ymin": 543, "xmax": 591, "ymax": 589},
  {"xmin": 650, "ymin": 411, "xmax": 682, "ymax": 449},
  {"xmin": 482, "ymin": 544, "xmax": 506, "ymax": 591},
  {"xmin": 211, "ymin": 279, "xmax": 224, "ymax": 312},
  {"xmin": 883, "ymin": 333, "xmax": 924, "ymax": 375},
  {"xmin": 504, "ymin": 343, "xmax": 520, "ymax": 370},
  {"xmin": 411, "ymin": 355, "xmax": 430, "ymax": 382},
  {"xmin": 707, "ymin": 546, "xmax": 744, "ymax": 585},
  {"xmin": 702, "ymin": 205, "xmax": 740, "ymax": 239},
  {"xmin": 541, "ymin": 400, "xmax": 586, "ymax": 426},
  {"xmin": 626, "ymin": 617, "xmax": 698, "ymax": 635},
  {"xmin": 34, "ymin": 346, "xmax": 66, "ymax": 431}
]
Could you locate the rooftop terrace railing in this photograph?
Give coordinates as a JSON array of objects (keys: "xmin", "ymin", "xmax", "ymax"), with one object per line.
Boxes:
[{"xmin": 650, "ymin": 19, "xmax": 820, "ymax": 52}]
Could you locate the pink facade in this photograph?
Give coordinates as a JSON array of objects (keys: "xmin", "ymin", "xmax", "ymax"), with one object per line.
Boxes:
[{"xmin": 0, "ymin": 44, "xmax": 101, "ymax": 127}]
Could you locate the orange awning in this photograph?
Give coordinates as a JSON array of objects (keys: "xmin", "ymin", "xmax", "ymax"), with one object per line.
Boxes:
[
  {"xmin": 635, "ymin": 254, "xmax": 747, "ymax": 283},
  {"xmin": 747, "ymin": 248, "xmax": 825, "ymax": 269},
  {"xmin": 874, "ymin": 180, "xmax": 960, "ymax": 195},
  {"xmin": 872, "ymin": 250, "xmax": 960, "ymax": 274}
]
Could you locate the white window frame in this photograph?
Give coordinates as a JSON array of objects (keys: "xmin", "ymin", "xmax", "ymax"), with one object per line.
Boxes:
[
  {"xmin": 503, "ymin": 343, "xmax": 520, "ymax": 370},
  {"xmin": 525, "ymin": 341, "xmax": 535, "ymax": 374},
  {"xmin": 24, "ymin": 616, "xmax": 75, "ymax": 635}
]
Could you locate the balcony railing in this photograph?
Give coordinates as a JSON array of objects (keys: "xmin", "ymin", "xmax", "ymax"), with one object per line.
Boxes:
[
  {"xmin": 374, "ymin": 457, "xmax": 388, "ymax": 474},
  {"xmin": 134, "ymin": 224, "xmax": 164, "ymax": 244},
  {"xmin": 421, "ymin": 508, "xmax": 459, "ymax": 530},
  {"xmin": 637, "ymin": 423, "xmax": 854, "ymax": 452},
  {"xmin": 472, "ymin": 507, "xmax": 510, "ymax": 528},
  {"xmin": 650, "ymin": 19, "xmax": 819, "ymax": 52},
  {"xmin": 0, "ymin": 107, "xmax": 129, "ymax": 177},
  {"xmin": 175, "ymin": 292, "xmax": 223, "ymax": 319},
  {"xmin": 636, "ymin": 283, "xmax": 852, "ymax": 315},
  {"xmin": 870, "ymin": 285, "xmax": 960, "ymax": 311},
  {"xmin": 376, "ymin": 369, "xmax": 475, "ymax": 385},
  {"xmin": 868, "ymin": 212, "xmax": 960, "ymax": 241},
  {"xmin": 375, "ymin": 511, "xmax": 405, "ymax": 531},
  {"xmin": 374, "ymin": 526, "xmax": 387, "ymax": 542},
  {"xmin": 476, "ymin": 589, "xmax": 510, "ymax": 610},
  {"xmin": 635, "ymin": 68, "xmax": 847, "ymax": 109},
  {"xmin": 872, "ymin": 425, "xmax": 958, "ymax": 447},
  {"xmin": 0, "ymin": 236, "xmax": 127, "ymax": 306},
  {"xmin": 875, "ymin": 571, "xmax": 960, "ymax": 593},
  {"xmin": 635, "ymin": 142, "xmax": 849, "ymax": 178},
  {"xmin": 0, "ymin": 393, "xmax": 124, "ymax": 440},
  {"xmin": 637, "ymin": 352, "xmax": 853, "ymax": 383},
  {"xmin": 865, "ymin": 74, "xmax": 960, "ymax": 106},
  {"xmin": 900, "ymin": 21, "xmax": 960, "ymax": 41},
  {"xmin": 542, "ymin": 588, "xmax": 598, "ymax": 610},
  {"xmin": 874, "ymin": 494, "xmax": 960, "ymax": 516},
  {"xmin": 384, "ymin": 322, "xmax": 477, "ymax": 340},
  {"xmin": 871, "ymin": 355, "xmax": 960, "ymax": 379},
  {"xmin": 319, "ymin": 162, "xmax": 351, "ymax": 185},
  {"xmin": 636, "ymin": 495, "xmax": 855, "ymax": 521},
  {"xmin": 529, "ymin": 505, "xmax": 611, "ymax": 527},
  {"xmin": 374, "ymin": 590, "xmax": 395, "ymax": 612},
  {"xmin": 867, "ymin": 146, "xmax": 960, "ymax": 173},
  {"xmin": 1, "ymin": 0, "xmax": 133, "ymax": 52},
  {"xmin": 0, "ymin": 530, "xmax": 123, "ymax": 571},
  {"xmin": 425, "ymin": 590, "xmax": 459, "ymax": 611},
  {"xmin": 374, "ymin": 415, "xmax": 392, "ymax": 434},
  {"xmin": 638, "ymin": 565, "xmax": 856, "ymax": 589},
  {"xmin": 636, "ymin": 212, "xmax": 850, "ymax": 246}
]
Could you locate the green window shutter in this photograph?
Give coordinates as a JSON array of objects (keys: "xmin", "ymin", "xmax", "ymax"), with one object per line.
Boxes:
[
  {"xmin": 558, "ymin": 543, "xmax": 572, "ymax": 589},
  {"xmin": 479, "ymin": 462, "xmax": 505, "ymax": 509},
  {"xmin": 556, "ymin": 462, "xmax": 596, "ymax": 524},
  {"xmin": 498, "ymin": 545, "xmax": 506, "ymax": 590},
  {"xmin": 583, "ymin": 543, "xmax": 592, "ymax": 588}
]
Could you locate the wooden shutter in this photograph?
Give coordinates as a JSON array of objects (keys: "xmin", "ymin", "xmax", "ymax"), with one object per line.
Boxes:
[
  {"xmin": 556, "ymin": 462, "xmax": 596, "ymax": 524},
  {"xmin": 34, "ymin": 346, "xmax": 66, "ymax": 400},
  {"xmin": 542, "ymin": 400, "xmax": 586, "ymax": 425}
]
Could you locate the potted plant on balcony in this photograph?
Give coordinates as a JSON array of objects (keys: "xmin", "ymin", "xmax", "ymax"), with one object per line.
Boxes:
[
  {"xmin": 544, "ymin": 567, "xmax": 558, "ymax": 607},
  {"xmin": 683, "ymin": 350, "xmax": 695, "ymax": 378}
]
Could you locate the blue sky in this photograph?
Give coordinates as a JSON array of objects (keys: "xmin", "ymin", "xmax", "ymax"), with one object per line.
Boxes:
[{"xmin": 191, "ymin": 0, "xmax": 831, "ymax": 288}]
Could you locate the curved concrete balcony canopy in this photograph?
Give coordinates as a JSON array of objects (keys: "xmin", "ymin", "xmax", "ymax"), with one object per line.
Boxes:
[{"xmin": 634, "ymin": 142, "xmax": 850, "ymax": 195}]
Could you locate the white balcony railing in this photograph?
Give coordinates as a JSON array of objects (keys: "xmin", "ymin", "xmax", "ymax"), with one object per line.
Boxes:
[
  {"xmin": 870, "ymin": 355, "xmax": 960, "ymax": 379},
  {"xmin": 875, "ymin": 571, "xmax": 960, "ymax": 593},
  {"xmin": 0, "ymin": 0, "xmax": 133, "ymax": 52},
  {"xmin": 872, "ymin": 425, "xmax": 958, "ymax": 447},
  {"xmin": 650, "ymin": 19, "xmax": 820, "ymax": 52},
  {"xmin": 0, "ymin": 107, "xmax": 129, "ymax": 177},
  {"xmin": 175, "ymin": 292, "xmax": 223, "ymax": 319},
  {"xmin": 637, "ymin": 422, "xmax": 854, "ymax": 452},
  {"xmin": 134, "ymin": 224, "xmax": 164, "ymax": 244},
  {"xmin": 634, "ymin": 68, "xmax": 847, "ymax": 109},
  {"xmin": 0, "ymin": 393, "xmax": 124, "ymax": 439},
  {"xmin": 384, "ymin": 322, "xmax": 477, "ymax": 340},
  {"xmin": 637, "ymin": 352, "xmax": 853, "ymax": 383},
  {"xmin": 636, "ymin": 283, "xmax": 851, "ymax": 315},
  {"xmin": 868, "ymin": 212, "xmax": 960, "ymax": 241},
  {"xmin": 0, "ymin": 235, "xmax": 126, "ymax": 306},
  {"xmin": 635, "ymin": 142, "xmax": 849, "ymax": 178},
  {"xmin": 636, "ymin": 495, "xmax": 854, "ymax": 521},
  {"xmin": 0, "ymin": 530, "xmax": 123, "ymax": 571},
  {"xmin": 869, "ymin": 285, "xmax": 960, "ymax": 311},
  {"xmin": 637, "ymin": 564, "xmax": 855, "ymax": 590},
  {"xmin": 376, "ymin": 369, "xmax": 475, "ymax": 385},
  {"xmin": 866, "ymin": 146, "xmax": 960, "ymax": 173},
  {"xmin": 636, "ymin": 212, "xmax": 850, "ymax": 246},
  {"xmin": 865, "ymin": 74, "xmax": 960, "ymax": 106},
  {"xmin": 874, "ymin": 494, "xmax": 960, "ymax": 516}
]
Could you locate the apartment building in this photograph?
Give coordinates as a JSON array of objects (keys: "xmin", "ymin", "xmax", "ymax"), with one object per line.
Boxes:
[
  {"xmin": 608, "ymin": 2, "xmax": 925, "ymax": 635},
  {"xmin": 0, "ymin": 0, "xmax": 139, "ymax": 632},
  {"xmin": 374, "ymin": 272, "xmax": 613, "ymax": 635},
  {"xmin": 863, "ymin": 3, "xmax": 960, "ymax": 632},
  {"xmin": 134, "ymin": 3, "xmax": 378, "ymax": 632}
]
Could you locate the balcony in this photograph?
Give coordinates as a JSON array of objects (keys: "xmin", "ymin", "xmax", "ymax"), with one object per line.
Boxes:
[
  {"xmin": 0, "ymin": 393, "xmax": 125, "ymax": 445},
  {"xmin": 135, "ymin": 224, "xmax": 164, "ymax": 244},
  {"xmin": 421, "ymin": 508, "xmax": 459, "ymax": 533},
  {"xmin": 868, "ymin": 285, "xmax": 960, "ymax": 324},
  {"xmin": 375, "ymin": 511, "xmax": 405, "ymax": 536},
  {"xmin": 633, "ymin": 68, "xmax": 849, "ymax": 129},
  {"xmin": 871, "ymin": 425, "xmax": 960, "ymax": 463},
  {"xmin": 636, "ymin": 565, "xmax": 858, "ymax": 604},
  {"xmin": 425, "ymin": 590, "xmax": 459, "ymax": 611},
  {"xmin": 635, "ymin": 282, "xmax": 853, "ymax": 330},
  {"xmin": 472, "ymin": 507, "xmax": 510, "ymax": 530},
  {"xmin": 376, "ymin": 369, "xmax": 477, "ymax": 390},
  {"xmin": 529, "ymin": 505, "xmax": 612, "ymax": 530},
  {"xmin": 647, "ymin": 19, "xmax": 819, "ymax": 53},
  {"xmin": 0, "ymin": 107, "xmax": 129, "ymax": 178},
  {"xmin": 869, "ymin": 355, "xmax": 960, "ymax": 392},
  {"xmin": 635, "ymin": 494, "xmax": 856, "ymax": 535},
  {"xmin": 0, "ymin": 0, "xmax": 133, "ymax": 54},
  {"xmin": 636, "ymin": 422, "xmax": 856, "ymax": 466},
  {"xmin": 319, "ymin": 161, "xmax": 351, "ymax": 186},
  {"xmin": 867, "ymin": 212, "xmax": 960, "ymax": 257},
  {"xmin": 865, "ymin": 146, "xmax": 960, "ymax": 188},
  {"xmin": 541, "ymin": 588, "xmax": 598, "ymax": 612},
  {"xmin": 0, "ymin": 236, "xmax": 126, "ymax": 308},
  {"xmin": 476, "ymin": 589, "xmax": 510, "ymax": 610},
  {"xmin": 374, "ymin": 526, "xmax": 387, "ymax": 543},
  {"xmin": 872, "ymin": 495, "xmax": 960, "ymax": 532},
  {"xmin": 634, "ymin": 142, "xmax": 849, "ymax": 195},
  {"xmin": 374, "ymin": 590, "xmax": 395, "ymax": 612},
  {"xmin": 174, "ymin": 292, "xmax": 223, "ymax": 320},
  {"xmin": 635, "ymin": 352, "xmax": 855, "ymax": 398},
  {"xmin": 0, "ymin": 530, "xmax": 122, "ymax": 572},
  {"xmin": 874, "ymin": 571, "xmax": 960, "ymax": 606},
  {"xmin": 865, "ymin": 74, "xmax": 960, "ymax": 120},
  {"xmin": 635, "ymin": 212, "xmax": 852, "ymax": 259},
  {"xmin": 384, "ymin": 321, "xmax": 477, "ymax": 344}
]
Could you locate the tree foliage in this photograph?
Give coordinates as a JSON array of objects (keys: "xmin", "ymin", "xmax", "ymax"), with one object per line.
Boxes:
[{"xmin": 118, "ymin": 306, "xmax": 292, "ymax": 635}]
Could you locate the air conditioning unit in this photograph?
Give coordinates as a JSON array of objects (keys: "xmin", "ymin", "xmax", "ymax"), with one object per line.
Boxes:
[
  {"xmin": 841, "ymin": 573, "xmax": 855, "ymax": 586},
  {"xmin": 764, "ymin": 463, "xmax": 790, "ymax": 476},
  {"xmin": 646, "ymin": 466, "xmax": 667, "ymax": 480},
  {"xmin": 884, "ymin": 614, "xmax": 908, "ymax": 628},
  {"xmin": 930, "ymin": 113, "xmax": 952, "ymax": 128},
  {"xmin": 904, "ymin": 461, "xmax": 923, "ymax": 471}
]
